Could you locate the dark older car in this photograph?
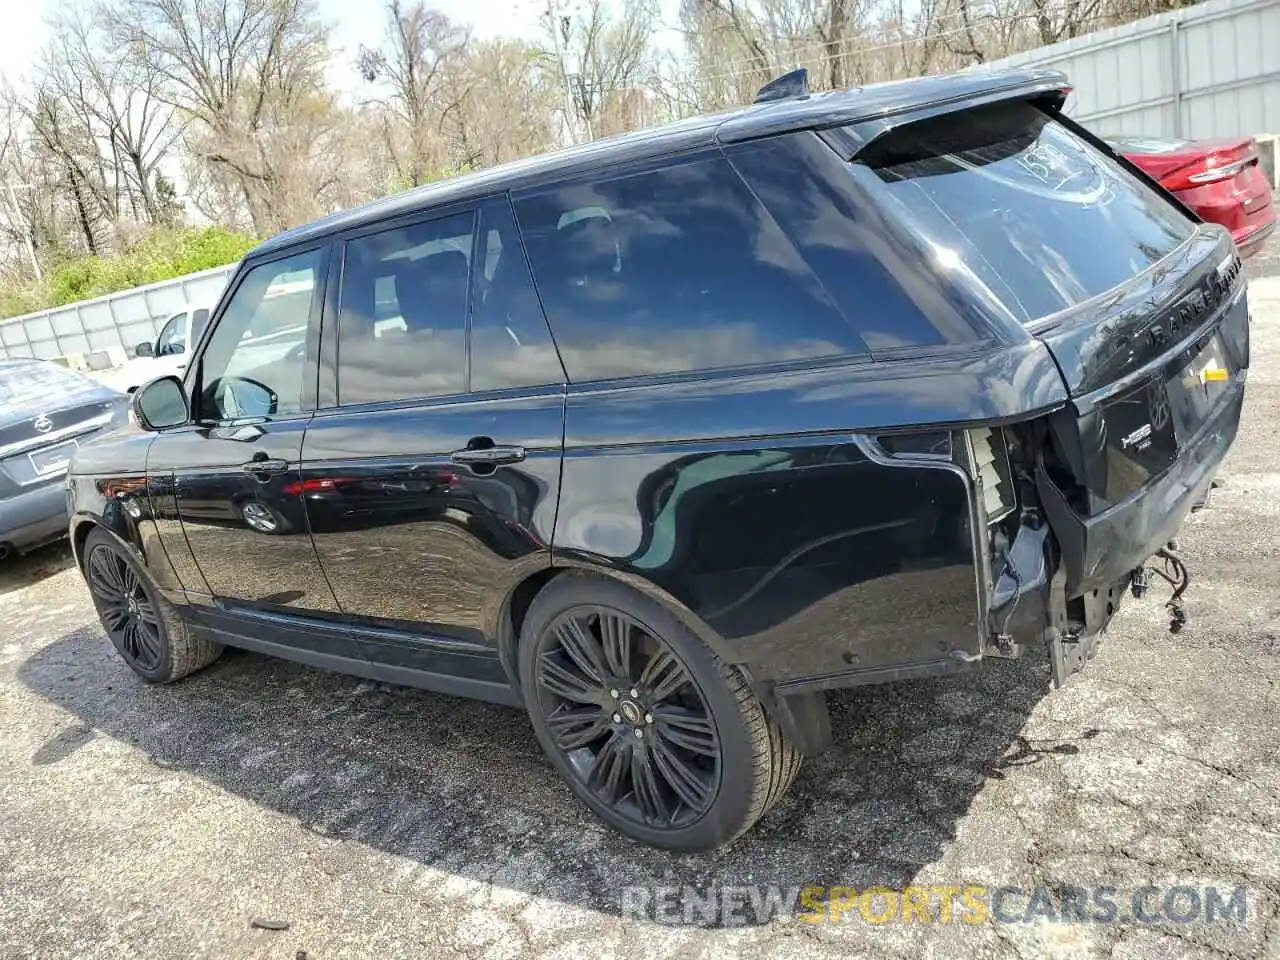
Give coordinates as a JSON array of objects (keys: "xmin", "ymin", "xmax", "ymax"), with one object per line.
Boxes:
[
  {"xmin": 66, "ymin": 67, "xmax": 1249, "ymax": 851},
  {"xmin": 0, "ymin": 359, "xmax": 125, "ymax": 558}
]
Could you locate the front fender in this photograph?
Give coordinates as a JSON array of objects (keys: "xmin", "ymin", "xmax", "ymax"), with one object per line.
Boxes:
[{"xmin": 68, "ymin": 472, "xmax": 186, "ymax": 598}]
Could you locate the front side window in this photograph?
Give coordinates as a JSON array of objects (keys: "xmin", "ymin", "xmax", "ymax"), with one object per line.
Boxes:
[
  {"xmin": 514, "ymin": 155, "xmax": 867, "ymax": 382},
  {"xmin": 337, "ymin": 212, "xmax": 473, "ymax": 405},
  {"xmin": 851, "ymin": 101, "xmax": 1196, "ymax": 325},
  {"xmin": 197, "ymin": 250, "xmax": 321, "ymax": 421},
  {"xmin": 156, "ymin": 312, "xmax": 187, "ymax": 356}
]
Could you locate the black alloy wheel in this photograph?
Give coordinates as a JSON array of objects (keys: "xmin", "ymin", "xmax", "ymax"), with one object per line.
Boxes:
[
  {"xmin": 534, "ymin": 605, "xmax": 722, "ymax": 830},
  {"xmin": 87, "ymin": 542, "xmax": 164, "ymax": 673}
]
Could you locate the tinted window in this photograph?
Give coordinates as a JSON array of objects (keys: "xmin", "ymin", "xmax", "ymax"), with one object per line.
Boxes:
[
  {"xmin": 198, "ymin": 250, "xmax": 320, "ymax": 420},
  {"xmin": 471, "ymin": 199, "xmax": 564, "ymax": 392},
  {"xmin": 337, "ymin": 212, "xmax": 473, "ymax": 405},
  {"xmin": 730, "ymin": 135, "xmax": 983, "ymax": 353},
  {"xmin": 852, "ymin": 101, "xmax": 1195, "ymax": 324},
  {"xmin": 514, "ymin": 155, "xmax": 866, "ymax": 381}
]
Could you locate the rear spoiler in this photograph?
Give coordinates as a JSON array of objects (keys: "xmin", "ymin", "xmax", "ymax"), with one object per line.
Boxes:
[
  {"xmin": 821, "ymin": 78, "xmax": 1072, "ymax": 160},
  {"xmin": 717, "ymin": 67, "xmax": 1072, "ymax": 155}
]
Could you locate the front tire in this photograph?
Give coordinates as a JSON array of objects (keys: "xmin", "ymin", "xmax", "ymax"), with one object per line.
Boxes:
[
  {"xmin": 518, "ymin": 573, "xmax": 801, "ymax": 851},
  {"xmin": 83, "ymin": 528, "xmax": 223, "ymax": 683}
]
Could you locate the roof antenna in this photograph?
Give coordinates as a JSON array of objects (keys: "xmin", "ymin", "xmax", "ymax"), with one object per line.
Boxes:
[{"xmin": 753, "ymin": 68, "xmax": 809, "ymax": 104}]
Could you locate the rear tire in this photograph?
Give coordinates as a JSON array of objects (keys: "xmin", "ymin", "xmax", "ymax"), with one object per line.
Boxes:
[
  {"xmin": 83, "ymin": 528, "xmax": 223, "ymax": 683},
  {"xmin": 518, "ymin": 573, "xmax": 801, "ymax": 851}
]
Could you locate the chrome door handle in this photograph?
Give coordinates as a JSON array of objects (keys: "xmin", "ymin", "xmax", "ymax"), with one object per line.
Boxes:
[
  {"xmin": 241, "ymin": 457, "xmax": 289, "ymax": 476},
  {"xmin": 450, "ymin": 445, "xmax": 526, "ymax": 466}
]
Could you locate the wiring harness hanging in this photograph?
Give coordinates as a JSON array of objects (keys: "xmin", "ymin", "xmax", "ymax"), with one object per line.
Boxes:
[{"xmin": 1131, "ymin": 540, "xmax": 1191, "ymax": 633}]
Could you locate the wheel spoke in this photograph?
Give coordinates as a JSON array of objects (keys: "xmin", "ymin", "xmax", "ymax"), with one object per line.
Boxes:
[
  {"xmin": 102, "ymin": 604, "xmax": 130, "ymax": 633},
  {"xmin": 640, "ymin": 648, "xmax": 690, "ymax": 702},
  {"xmin": 585, "ymin": 731, "xmax": 631, "ymax": 803},
  {"xmin": 631, "ymin": 744, "xmax": 673, "ymax": 824},
  {"xmin": 102, "ymin": 553, "xmax": 128, "ymax": 593},
  {"xmin": 553, "ymin": 616, "xmax": 607, "ymax": 684},
  {"xmin": 538, "ymin": 651, "xmax": 605, "ymax": 705},
  {"xmin": 598, "ymin": 610, "xmax": 633, "ymax": 678},
  {"xmin": 134, "ymin": 619, "xmax": 162, "ymax": 665},
  {"xmin": 120, "ymin": 563, "xmax": 139, "ymax": 597},
  {"xmin": 650, "ymin": 736, "xmax": 715, "ymax": 812},
  {"xmin": 89, "ymin": 554, "xmax": 124, "ymax": 602},
  {"xmin": 134, "ymin": 598, "xmax": 158, "ymax": 627},
  {"xmin": 546, "ymin": 705, "xmax": 608, "ymax": 750},
  {"xmin": 120, "ymin": 620, "xmax": 140, "ymax": 659},
  {"xmin": 653, "ymin": 706, "xmax": 718, "ymax": 756}
]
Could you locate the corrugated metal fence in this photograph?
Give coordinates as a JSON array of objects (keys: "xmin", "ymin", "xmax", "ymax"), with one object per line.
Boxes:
[
  {"xmin": 0, "ymin": 264, "xmax": 235, "ymax": 364},
  {"xmin": 983, "ymin": 0, "xmax": 1280, "ymax": 146}
]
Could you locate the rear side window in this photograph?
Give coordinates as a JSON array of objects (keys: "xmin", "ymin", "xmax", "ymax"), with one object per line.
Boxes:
[
  {"xmin": 514, "ymin": 155, "xmax": 867, "ymax": 381},
  {"xmin": 729, "ymin": 134, "xmax": 985, "ymax": 353},
  {"xmin": 851, "ymin": 101, "xmax": 1195, "ymax": 324},
  {"xmin": 470, "ymin": 199, "xmax": 564, "ymax": 392},
  {"xmin": 337, "ymin": 212, "xmax": 473, "ymax": 405}
]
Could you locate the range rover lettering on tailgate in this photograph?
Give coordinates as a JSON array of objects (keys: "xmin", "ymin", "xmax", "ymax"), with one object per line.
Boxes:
[{"xmin": 67, "ymin": 67, "xmax": 1250, "ymax": 852}]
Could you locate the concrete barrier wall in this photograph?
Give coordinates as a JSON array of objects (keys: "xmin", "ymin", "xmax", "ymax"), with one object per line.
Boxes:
[{"xmin": 0, "ymin": 264, "xmax": 236, "ymax": 363}]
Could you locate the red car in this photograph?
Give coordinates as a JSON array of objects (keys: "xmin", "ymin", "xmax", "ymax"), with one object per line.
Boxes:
[{"xmin": 1109, "ymin": 135, "xmax": 1275, "ymax": 258}]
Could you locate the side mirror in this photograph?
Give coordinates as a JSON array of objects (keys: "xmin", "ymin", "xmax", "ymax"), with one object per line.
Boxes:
[
  {"xmin": 131, "ymin": 375, "xmax": 189, "ymax": 431},
  {"xmin": 134, "ymin": 341, "xmax": 155, "ymax": 358}
]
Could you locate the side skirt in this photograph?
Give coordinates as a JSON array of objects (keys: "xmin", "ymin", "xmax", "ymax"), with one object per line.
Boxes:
[{"xmin": 185, "ymin": 605, "xmax": 522, "ymax": 708}]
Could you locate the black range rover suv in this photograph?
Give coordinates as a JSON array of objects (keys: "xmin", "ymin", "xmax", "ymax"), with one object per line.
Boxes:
[{"xmin": 68, "ymin": 67, "xmax": 1250, "ymax": 851}]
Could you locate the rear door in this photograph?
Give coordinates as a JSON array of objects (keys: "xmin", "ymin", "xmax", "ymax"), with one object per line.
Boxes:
[{"xmin": 301, "ymin": 196, "xmax": 565, "ymax": 681}]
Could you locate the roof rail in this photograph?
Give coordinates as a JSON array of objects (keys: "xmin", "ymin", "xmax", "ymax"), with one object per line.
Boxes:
[{"xmin": 753, "ymin": 68, "xmax": 809, "ymax": 104}]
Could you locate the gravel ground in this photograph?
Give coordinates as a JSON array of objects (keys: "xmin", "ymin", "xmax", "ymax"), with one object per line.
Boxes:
[{"xmin": 2, "ymin": 269, "xmax": 1280, "ymax": 960}]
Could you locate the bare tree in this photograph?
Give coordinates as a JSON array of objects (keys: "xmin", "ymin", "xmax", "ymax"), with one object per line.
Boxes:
[
  {"xmin": 550, "ymin": 0, "xmax": 656, "ymax": 139},
  {"xmin": 358, "ymin": 1, "xmax": 471, "ymax": 187},
  {"xmin": 33, "ymin": 5, "xmax": 180, "ymax": 231},
  {"xmin": 108, "ymin": 0, "xmax": 334, "ymax": 232},
  {"xmin": 444, "ymin": 40, "xmax": 559, "ymax": 168}
]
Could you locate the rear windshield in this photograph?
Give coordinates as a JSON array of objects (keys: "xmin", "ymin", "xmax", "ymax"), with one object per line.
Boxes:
[
  {"xmin": 0, "ymin": 362, "xmax": 106, "ymax": 416},
  {"xmin": 851, "ymin": 101, "xmax": 1196, "ymax": 324}
]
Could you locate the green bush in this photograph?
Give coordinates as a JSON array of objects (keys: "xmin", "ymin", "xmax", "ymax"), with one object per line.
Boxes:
[{"xmin": 0, "ymin": 226, "xmax": 259, "ymax": 318}]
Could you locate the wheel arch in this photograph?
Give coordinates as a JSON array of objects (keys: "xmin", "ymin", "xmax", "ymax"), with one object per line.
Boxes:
[
  {"xmin": 70, "ymin": 515, "xmax": 133, "ymax": 571},
  {"xmin": 494, "ymin": 557, "xmax": 745, "ymax": 696}
]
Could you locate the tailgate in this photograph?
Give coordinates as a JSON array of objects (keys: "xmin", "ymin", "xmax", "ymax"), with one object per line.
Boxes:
[
  {"xmin": 835, "ymin": 95, "xmax": 1250, "ymax": 600},
  {"xmin": 1032, "ymin": 231, "xmax": 1249, "ymax": 596}
]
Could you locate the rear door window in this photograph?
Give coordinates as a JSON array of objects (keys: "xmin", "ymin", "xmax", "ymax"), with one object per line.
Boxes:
[
  {"xmin": 850, "ymin": 101, "xmax": 1196, "ymax": 325},
  {"xmin": 470, "ymin": 199, "xmax": 565, "ymax": 392},
  {"xmin": 513, "ymin": 154, "xmax": 867, "ymax": 381},
  {"xmin": 336, "ymin": 212, "xmax": 474, "ymax": 405}
]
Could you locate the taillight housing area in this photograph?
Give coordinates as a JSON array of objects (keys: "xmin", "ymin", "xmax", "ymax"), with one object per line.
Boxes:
[
  {"xmin": 962, "ymin": 427, "xmax": 1016, "ymax": 524},
  {"xmin": 1159, "ymin": 147, "xmax": 1259, "ymax": 192}
]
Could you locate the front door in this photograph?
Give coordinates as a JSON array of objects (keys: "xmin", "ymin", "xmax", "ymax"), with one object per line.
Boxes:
[
  {"xmin": 301, "ymin": 198, "xmax": 566, "ymax": 675},
  {"xmin": 147, "ymin": 246, "xmax": 342, "ymax": 623}
]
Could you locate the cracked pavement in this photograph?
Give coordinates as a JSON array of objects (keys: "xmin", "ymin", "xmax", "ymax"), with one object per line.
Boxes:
[{"xmin": 2, "ymin": 268, "xmax": 1279, "ymax": 959}]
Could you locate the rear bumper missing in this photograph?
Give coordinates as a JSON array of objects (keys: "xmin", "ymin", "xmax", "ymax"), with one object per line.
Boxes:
[
  {"xmin": 1037, "ymin": 379, "xmax": 1242, "ymax": 601},
  {"xmin": 988, "ymin": 376, "xmax": 1243, "ymax": 683}
]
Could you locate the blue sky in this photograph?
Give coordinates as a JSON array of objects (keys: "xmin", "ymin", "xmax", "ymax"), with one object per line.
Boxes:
[{"xmin": 1, "ymin": 0, "xmax": 683, "ymax": 93}]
